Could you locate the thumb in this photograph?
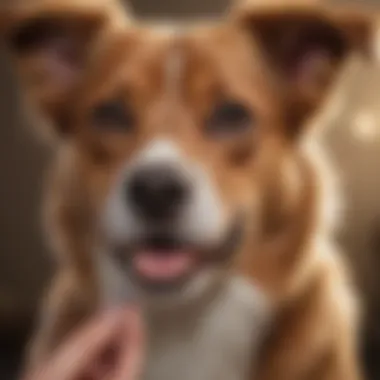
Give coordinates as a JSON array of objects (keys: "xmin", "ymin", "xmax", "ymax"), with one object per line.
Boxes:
[{"xmin": 111, "ymin": 307, "xmax": 145, "ymax": 380}]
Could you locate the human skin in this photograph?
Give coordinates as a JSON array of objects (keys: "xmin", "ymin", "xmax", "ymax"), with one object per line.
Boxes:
[{"xmin": 22, "ymin": 307, "xmax": 144, "ymax": 380}]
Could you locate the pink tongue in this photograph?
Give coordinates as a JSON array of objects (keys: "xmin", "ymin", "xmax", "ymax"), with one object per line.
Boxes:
[{"xmin": 134, "ymin": 251, "xmax": 194, "ymax": 281}]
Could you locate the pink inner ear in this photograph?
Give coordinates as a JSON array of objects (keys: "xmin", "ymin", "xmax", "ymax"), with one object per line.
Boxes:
[
  {"xmin": 292, "ymin": 48, "xmax": 333, "ymax": 87},
  {"xmin": 40, "ymin": 35, "xmax": 80, "ymax": 89}
]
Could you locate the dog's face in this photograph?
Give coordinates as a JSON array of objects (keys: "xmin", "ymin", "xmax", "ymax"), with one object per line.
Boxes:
[{"xmin": 2, "ymin": 0, "xmax": 375, "ymax": 298}]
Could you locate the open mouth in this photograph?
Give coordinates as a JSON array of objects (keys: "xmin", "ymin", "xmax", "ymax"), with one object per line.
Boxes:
[
  {"xmin": 113, "ymin": 216, "xmax": 244, "ymax": 292},
  {"xmin": 132, "ymin": 236, "xmax": 197, "ymax": 286}
]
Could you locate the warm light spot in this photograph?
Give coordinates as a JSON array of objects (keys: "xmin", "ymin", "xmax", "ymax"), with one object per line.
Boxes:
[{"xmin": 352, "ymin": 111, "xmax": 379, "ymax": 142}]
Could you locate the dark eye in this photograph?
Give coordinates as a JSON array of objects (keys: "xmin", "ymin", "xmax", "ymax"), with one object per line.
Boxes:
[
  {"xmin": 206, "ymin": 101, "xmax": 252, "ymax": 136},
  {"xmin": 91, "ymin": 99, "xmax": 134, "ymax": 131}
]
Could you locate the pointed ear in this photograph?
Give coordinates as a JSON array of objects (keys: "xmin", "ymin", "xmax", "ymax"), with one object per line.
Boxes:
[
  {"xmin": 230, "ymin": 1, "xmax": 378, "ymax": 137},
  {"xmin": 0, "ymin": 0, "xmax": 127, "ymax": 137}
]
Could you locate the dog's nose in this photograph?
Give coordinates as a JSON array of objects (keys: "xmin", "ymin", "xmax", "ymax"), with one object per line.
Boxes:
[{"xmin": 127, "ymin": 164, "xmax": 189, "ymax": 221}]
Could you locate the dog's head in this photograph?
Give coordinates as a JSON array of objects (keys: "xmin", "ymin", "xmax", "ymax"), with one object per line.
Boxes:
[{"xmin": 2, "ymin": 0, "xmax": 376, "ymax": 300}]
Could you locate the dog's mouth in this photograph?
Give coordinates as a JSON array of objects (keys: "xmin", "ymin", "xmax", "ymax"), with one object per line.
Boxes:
[
  {"xmin": 133, "ymin": 236, "xmax": 197, "ymax": 284},
  {"xmin": 113, "ymin": 215, "xmax": 244, "ymax": 292}
]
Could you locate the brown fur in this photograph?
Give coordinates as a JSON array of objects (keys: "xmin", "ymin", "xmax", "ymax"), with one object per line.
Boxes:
[{"xmin": 1, "ymin": 0, "xmax": 377, "ymax": 379}]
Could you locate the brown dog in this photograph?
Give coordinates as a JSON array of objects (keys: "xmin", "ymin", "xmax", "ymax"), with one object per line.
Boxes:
[{"xmin": 1, "ymin": 0, "xmax": 378, "ymax": 379}]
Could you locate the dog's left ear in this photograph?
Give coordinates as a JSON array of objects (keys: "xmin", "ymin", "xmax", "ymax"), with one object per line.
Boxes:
[
  {"xmin": 231, "ymin": 1, "xmax": 378, "ymax": 136},
  {"xmin": 0, "ymin": 0, "xmax": 128, "ymax": 138}
]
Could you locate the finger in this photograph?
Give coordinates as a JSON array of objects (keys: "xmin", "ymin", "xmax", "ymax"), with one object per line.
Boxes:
[
  {"xmin": 85, "ymin": 345, "xmax": 119, "ymax": 380},
  {"xmin": 111, "ymin": 308, "xmax": 145, "ymax": 380},
  {"xmin": 43, "ymin": 309, "xmax": 127, "ymax": 380}
]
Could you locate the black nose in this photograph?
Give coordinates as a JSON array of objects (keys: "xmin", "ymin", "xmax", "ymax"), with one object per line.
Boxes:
[{"xmin": 127, "ymin": 164, "xmax": 189, "ymax": 221}]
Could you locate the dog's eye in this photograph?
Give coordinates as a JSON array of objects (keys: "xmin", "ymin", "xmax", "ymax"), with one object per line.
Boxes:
[
  {"xmin": 91, "ymin": 99, "xmax": 134, "ymax": 131},
  {"xmin": 206, "ymin": 101, "xmax": 252, "ymax": 136}
]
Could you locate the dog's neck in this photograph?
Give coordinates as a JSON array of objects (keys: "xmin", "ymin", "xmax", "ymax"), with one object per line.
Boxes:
[
  {"xmin": 95, "ymin": 250, "xmax": 272, "ymax": 380},
  {"xmin": 238, "ymin": 142, "xmax": 336, "ymax": 304},
  {"xmin": 143, "ymin": 277, "xmax": 271, "ymax": 380}
]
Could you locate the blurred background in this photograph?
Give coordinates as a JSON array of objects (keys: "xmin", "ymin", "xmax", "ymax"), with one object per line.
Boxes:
[{"xmin": 1, "ymin": 0, "xmax": 380, "ymax": 379}]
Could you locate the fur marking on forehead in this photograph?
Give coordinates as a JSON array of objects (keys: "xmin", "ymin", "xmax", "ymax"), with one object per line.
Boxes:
[
  {"xmin": 165, "ymin": 44, "xmax": 185, "ymax": 97},
  {"xmin": 137, "ymin": 139, "xmax": 182, "ymax": 164}
]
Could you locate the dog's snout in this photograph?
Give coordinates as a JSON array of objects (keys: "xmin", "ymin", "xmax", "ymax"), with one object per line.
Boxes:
[{"xmin": 127, "ymin": 164, "xmax": 189, "ymax": 221}]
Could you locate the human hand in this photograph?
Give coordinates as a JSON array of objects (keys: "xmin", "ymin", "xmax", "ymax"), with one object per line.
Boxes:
[{"xmin": 22, "ymin": 307, "xmax": 144, "ymax": 380}]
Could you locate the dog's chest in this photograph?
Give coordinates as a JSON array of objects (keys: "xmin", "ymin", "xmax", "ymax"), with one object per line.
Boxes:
[
  {"xmin": 143, "ymin": 279, "xmax": 270, "ymax": 380},
  {"xmin": 143, "ymin": 278, "xmax": 269, "ymax": 380},
  {"xmin": 97, "ymin": 256, "xmax": 270, "ymax": 380}
]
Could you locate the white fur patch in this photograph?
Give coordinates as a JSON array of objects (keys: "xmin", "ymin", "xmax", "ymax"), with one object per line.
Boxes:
[
  {"xmin": 136, "ymin": 139, "xmax": 182, "ymax": 163},
  {"xmin": 95, "ymin": 251, "xmax": 272, "ymax": 380},
  {"xmin": 96, "ymin": 249, "xmax": 137, "ymax": 308},
  {"xmin": 144, "ymin": 277, "xmax": 271, "ymax": 380},
  {"xmin": 102, "ymin": 138, "xmax": 228, "ymax": 249}
]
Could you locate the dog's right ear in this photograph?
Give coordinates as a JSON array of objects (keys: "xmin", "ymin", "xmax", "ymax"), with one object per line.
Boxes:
[
  {"xmin": 229, "ymin": 0, "xmax": 379, "ymax": 138},
  {"xmin": 1, "ymin": 0, "xmax": 127, "ymax": 137}
]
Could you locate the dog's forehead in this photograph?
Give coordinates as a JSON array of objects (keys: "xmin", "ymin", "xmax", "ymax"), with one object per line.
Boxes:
[
  {"xmin": 121, "ymin": 22, "xmax": 235, "ymax": 70},
  {"xmin": 107, "ymin": 23, "xmax": 264, "ymax": 91},
  {"xmin": 82, "ymin": 21, "xmax": 273, "ymax": 117}
]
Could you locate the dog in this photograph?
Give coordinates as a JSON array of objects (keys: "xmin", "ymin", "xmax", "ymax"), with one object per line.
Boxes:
[{"xmin": 1, "ymin": 0, "xmax": 378, "ymax": 379}]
